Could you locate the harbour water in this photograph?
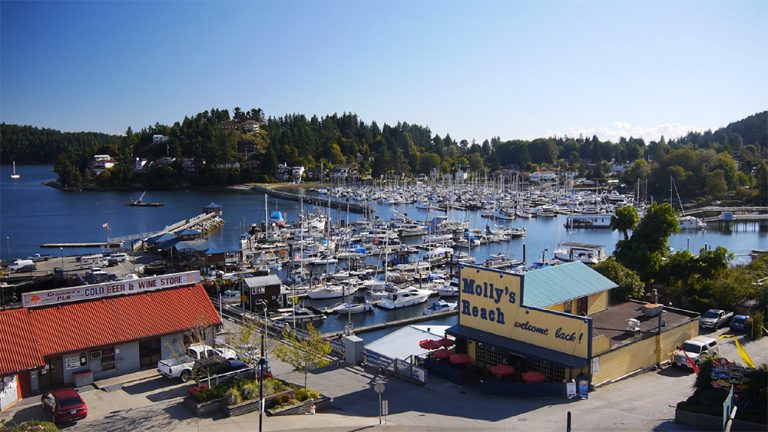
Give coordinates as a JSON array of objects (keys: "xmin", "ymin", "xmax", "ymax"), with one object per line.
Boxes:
[{"xmin": 2, "ymin": 165, "xmax": 766, "ymax": 336}]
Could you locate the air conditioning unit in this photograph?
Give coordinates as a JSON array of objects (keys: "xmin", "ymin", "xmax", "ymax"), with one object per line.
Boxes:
[{"xmin": 626, "ymin": 318, "xmax": 641, "ymax": 332}]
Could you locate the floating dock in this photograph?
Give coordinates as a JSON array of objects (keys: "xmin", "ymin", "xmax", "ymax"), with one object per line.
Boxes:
[
  {"xmin": 41, "ymin": 242, "xmax": 122, "ymax": 249},
  {"xmin": 323, "ymin": 309, "xmax": 458, "ymax": 337},
  {"xmin": 251, "ymin": 185, "xmax": 373, "ymax": 214}
]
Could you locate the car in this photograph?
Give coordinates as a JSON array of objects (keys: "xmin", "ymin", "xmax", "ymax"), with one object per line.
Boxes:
[
  {"xmin": 730, "ymin": 315, "xmax": 749, "ymax": 333},
  {"xmin": 192, "ymin": 357, "xmax": 250, "ymax": 380},
  {"xmin": 41, "ymin": 388, "xmax": 87, "ymax": 425},
  {"xmin": 672, "ymin": 336, "xmax": 719, "ymax": 369}
]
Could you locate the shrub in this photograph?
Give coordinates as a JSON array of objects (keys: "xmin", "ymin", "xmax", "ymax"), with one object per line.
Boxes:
[
  {"xmin": 262, "ymin": 378, "xmax": 286, "ymax": 396},
  {"xmin": 187, "ymin": 384, "xmax": 209, "ymax": 396},
  {"xmin": 306, "ymin": 388, "xmax": 321, "ymax": 400},
  {"xmin": 294, "ymin": 388, "xmax": 309, "ymax": 402},
  {"xmin": 189, "ymin": 384, "xmax": 227, "ymax": 403},
  {"xmin": 0, "ymin": 421, "xmax": 60, "ymax": 431},
  {"xmin": 223, "ymin": 388, "xmax": 243, "ymax": 406},
  {"xmin": 746, "ymin": 311, "xmax": 765, "ymax": 340},
  {"xmin": 241, "ymin": 382, "xmax": 259, "ymax": 401}
]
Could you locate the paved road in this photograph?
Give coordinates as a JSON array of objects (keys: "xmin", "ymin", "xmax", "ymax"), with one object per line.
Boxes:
[{"xmin": 2, "ymin": 327, "xmax": 765, "ymax": 431}]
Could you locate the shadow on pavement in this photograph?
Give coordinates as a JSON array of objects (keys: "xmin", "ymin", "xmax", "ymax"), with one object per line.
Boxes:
[
  {"xmin": 5, "ymin": 404, "xmax": 49, "ymax": 427},
  {"xmin": 76, "ymin": 403, "xmax": 179, "ymax": 432},
  {"xmin": 122, "ymin": 376, "xmax": 177, "ymax": 395},
  {"xmin": 657, "ymin": 367, "xmax": 693, "ymax": 378}
]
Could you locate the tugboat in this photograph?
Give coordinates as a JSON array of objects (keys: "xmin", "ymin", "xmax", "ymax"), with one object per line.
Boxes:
[{"xmin": 127, "ymin": 191, "xmax": 165, "ymax": 207}]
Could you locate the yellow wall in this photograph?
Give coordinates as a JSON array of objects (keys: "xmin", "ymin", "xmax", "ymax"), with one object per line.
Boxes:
[
  {"xmin": 591, "ymin": 321, "xmax": 698, "ymax": 385},
  {"xmin": 587, "ymin": 291, "xmax": 609, "ymax": 315},
  {"xmin": 592, "ymin": 334, "xmax": 611, "ymax": 355},
  {"xmin": 467, "ymin": 340, "xmax": 477, "ymax": 362},
  {"xmin": 546, "ymin": 302, "xmax": 565, "ymax": 312},
  {"xmin": 459, "ymin": 267, "xmax": 591, "ymax": 358}
]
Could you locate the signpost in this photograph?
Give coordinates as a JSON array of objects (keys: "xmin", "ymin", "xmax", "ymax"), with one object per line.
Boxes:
[{"xmin": 374, "ymin": 381, "xmax": 385, "ymax": 424}]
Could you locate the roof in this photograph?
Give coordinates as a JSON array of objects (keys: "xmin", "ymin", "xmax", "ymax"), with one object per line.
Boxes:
[
  {"xmin": 204, "ymin": 202, "xmax": 222, "ymax": 209},
  {"xmin": 0, "ymin": 309, "xmax": 46, "ymax": 375},
  {"xmin": 365, "ymin": 325, "xmax": 449, "ymax": 360},
  {"xmin": 523, "ymin": 261, "xmax": 617, "ymax": 308},
  {"xmin": 27, "ymin": 284, "xmax": 221, "ymax": 358},
  {"xmin": 243, "ymin": 275, "xmax": 282, "ymax": 288},
  {"xmin": 446, "ymin": 324, "xmax": 588, "ymax": 368},
  {"xmin": 177, "ymin": 228, "xmax": 201, "ymax": 236}
]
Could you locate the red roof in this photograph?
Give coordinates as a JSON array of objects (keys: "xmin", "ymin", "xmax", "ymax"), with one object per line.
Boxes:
[
  {"xmin": 0, "ymin": 308, "xmax": 46, "ymax": 375},
  {"xmin": 27, "ymin": 284, "xmax": 221, "ymax": 357}
]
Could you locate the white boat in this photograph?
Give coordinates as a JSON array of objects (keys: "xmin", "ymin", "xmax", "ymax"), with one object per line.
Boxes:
[
  {"xmin": 423, "ymin": 300, "xmax": 458, "ymax": 315},
  {"xmin": 276, "ymin": 306, "xmax": 326, "ymax": 323},
  {"xmin": 553, "ymin": 242, "xmax": 607, "ymax": 265},
  {"xmin": 10, "ymin": 161, "xmax": 20, "ymax": 179},
  {"xmin": 438, "ymin": 279, "xmax": 460, "ymax": 297},
  {"xmin": 376, "ymin": 287, "xmax": 432, "ymax": 310},
  {"xmin": 333, "ymin": 299, "xmax": 374, "ymax": 315},
  {"xmin": 564, "ymin": 214, "xmax": 612, "ymax": 229},
  {"xmin": 679, "ymin": 215, "xmax": 706, "ymax": 230},
  {"xmin": 306, "ymin": 284, "xmax": 359, "ymax": 300}
]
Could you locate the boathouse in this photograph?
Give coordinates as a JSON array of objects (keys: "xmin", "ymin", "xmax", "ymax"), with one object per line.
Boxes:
[
  {"xmin": 428, "ymin": 262, "xmax": 699, "ymax": 396},
  {"xmin": 0, "ymin": 271, "xmax": 220, "ymax": 409}
]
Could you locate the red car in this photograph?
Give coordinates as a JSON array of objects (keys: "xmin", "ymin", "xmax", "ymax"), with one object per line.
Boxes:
[{"xmin": 41, "ymin": 388, "xmax": 88, "ymax": 424}]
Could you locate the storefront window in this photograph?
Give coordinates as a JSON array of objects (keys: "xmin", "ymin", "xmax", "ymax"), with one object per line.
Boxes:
[
  {"xmin": 530, "ymin": 359, "xmax": 565, "ymax": 382},
  {"xmin": 475, "ymin": 343, "xmax": 505, "ymax": 367}
]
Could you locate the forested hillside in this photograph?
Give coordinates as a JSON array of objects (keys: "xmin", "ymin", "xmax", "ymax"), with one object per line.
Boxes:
[{"xmin": 1, "ymin": 109, "xmax": 765, "ymax": 203}]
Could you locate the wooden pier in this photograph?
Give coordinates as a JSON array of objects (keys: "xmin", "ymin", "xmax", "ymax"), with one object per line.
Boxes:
[
  {"xmin": 251, "ymin": 185, "xmax": 373, "ymax": 214},
  {"xmin": 41, "ymin": 242, "xmax": 121, "ymax": 249},
  {"xmin": 323, "ymin": 309, "xmax": 457, "ymax": 337}
]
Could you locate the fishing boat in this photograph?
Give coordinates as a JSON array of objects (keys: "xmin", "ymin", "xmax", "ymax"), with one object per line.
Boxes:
[
  {"xmin": 127, "ymin": 190, "xmax": 164, "ymax": 207},
  {"xmin": 10, "ymin": 161, "xmax": 20, "ymax": 179}
]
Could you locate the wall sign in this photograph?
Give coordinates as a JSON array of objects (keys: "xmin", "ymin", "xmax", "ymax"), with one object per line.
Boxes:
[
  {"xmin": 22, "ymin": 271, "xmax": 201, "ymax": 308},
  {"xmin": 64, "ymin": 356, "xmax": 80, "ymax": 370},
  {"xmin": 459, "ymin": 266, "xmax": 591, "ymax": 359}
]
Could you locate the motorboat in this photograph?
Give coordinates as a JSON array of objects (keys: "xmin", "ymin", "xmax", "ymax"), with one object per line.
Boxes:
[
  {"xmin": 679, "ymin": 215, "xmax": 706, "ymax": 230},
  {"xmin": 376, "ymin": 287, "xmax": 431, "ymax": 310},
  {"xmin": 275, "ymin": 306, "xmax": 326, "ymax": 323},
  {"xmin": 333, "ymin": 296, "xmax": 374, "ymax": 315},
  {"xmin": 423, "ymin": 300, "xmax": 458, "ymax": 315},
  {"xmin": 553, "ymin": 242, "xmax": 607, "ymax": 265},
  {"xmin": 437, "ymin": 279, "xmax": 460, "ymax": 297},
  {"xmin": 306, "ymin": 283, "xmax": 359, "ymax": 300}
]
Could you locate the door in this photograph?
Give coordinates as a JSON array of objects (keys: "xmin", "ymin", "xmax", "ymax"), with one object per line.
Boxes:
[
  {"xmin": 49, "ymin": 358, "xmax": 63, "ymax": 387},
  {"xmin": 576, "ymin": 297, "xmax": 588, "ymax": 315},
  {"xmin": 139, "ymin": 338, "xmax": 161, "ymax": 367}
]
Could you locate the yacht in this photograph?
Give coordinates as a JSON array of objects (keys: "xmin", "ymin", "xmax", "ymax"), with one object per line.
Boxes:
[
  {"xmin": 306, "ymin": 283, "xmax": 359, "ymax": 300},
  {"xmin": 423, "ymin": 300, "xmax": 458, "ymax": 315},
  {"xmin": 679, "ymin": 215, "xmax": 706, "ymax": 230},
  {"xmin": 376, "ymin": 287, "xmax": 432, "ymax": 310},
  {"xmin": 553, "ymin": 242, "xmax": 607, "ymax": 265}
]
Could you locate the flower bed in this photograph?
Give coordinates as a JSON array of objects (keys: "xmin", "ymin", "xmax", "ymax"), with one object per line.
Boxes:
[{"xmin": 183, "ymin": 384, "xmax": 226, "ymax": 417}]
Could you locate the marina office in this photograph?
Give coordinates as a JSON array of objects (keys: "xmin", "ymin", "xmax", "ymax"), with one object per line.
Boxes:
[
  {"xmin": 0, "ymin": 271, "xmax": 221, "ymax": 411},
  {"xmin": 445, "ymin": 262, "xmax": 699, "ymax": 392}
]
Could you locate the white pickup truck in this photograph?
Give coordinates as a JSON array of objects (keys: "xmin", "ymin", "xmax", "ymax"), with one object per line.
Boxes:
[{"xmin": 157, "ymin": 344, "xmax": 237, "ymax": 382}]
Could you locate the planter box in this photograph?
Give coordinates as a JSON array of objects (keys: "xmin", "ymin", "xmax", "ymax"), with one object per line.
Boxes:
[
  {"xmin": 266, "ymin": 396, "xmax": 332, "ymax": 417},
  {"xmin": 183, "ymin": 395, "xmax": 223, "ymax": 417},
  {"xmin": 222, "ymin": 388, "xmax": 295, "ymax": 417}
]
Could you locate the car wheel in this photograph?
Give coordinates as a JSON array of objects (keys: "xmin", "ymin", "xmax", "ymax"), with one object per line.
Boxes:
[{"xmin": 180, "ymin": 370, "xmax": 191, "ymax": 382}]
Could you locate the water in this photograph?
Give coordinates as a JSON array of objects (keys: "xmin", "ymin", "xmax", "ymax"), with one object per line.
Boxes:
[{"xmin": 2, "ymin": 165, "xmax": 766, "ymax": 335}]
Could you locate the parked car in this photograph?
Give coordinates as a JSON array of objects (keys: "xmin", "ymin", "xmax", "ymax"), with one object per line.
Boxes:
[
  {"xmin": 730, "ymin": 315, "xmax": 749, "ymax": 333},
  {"xmin": 157, "ymin": 343, "xmax": 238, "ymax": 382},
  {"xmin": 221, "ymin": 289, "xmax": 241, "ymax": 304},
  {"xmin": 672, "ymin": 336, "xmax": 719, "ymax": 368},
  {"xmin": 193, "ymin": 358, "xmax": 249, "ymax": 379},
  {"xmin": 699, "ymin": 309, "xmax": 733, "ymax": 330},
  {"xmin": 41, "ymin": 388, "xmax": 87, "ymax": 425}
]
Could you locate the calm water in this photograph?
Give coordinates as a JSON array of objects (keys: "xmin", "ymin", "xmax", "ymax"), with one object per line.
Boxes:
[{"xmin": 2, "ymin": 165, "xmax": 766, "ymax": 335}]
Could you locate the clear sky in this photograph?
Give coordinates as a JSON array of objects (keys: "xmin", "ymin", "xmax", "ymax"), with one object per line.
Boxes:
[{"xmin": 1, "ymin": 1, "xmax": 766, "ymax": 143}]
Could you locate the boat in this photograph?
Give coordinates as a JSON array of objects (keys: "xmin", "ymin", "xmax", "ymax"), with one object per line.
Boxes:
[
  {"xmin": 10, "ymin": 161, "xmax": 20, "ymax": 179},
  {"xmin": 306, "ymin": 283, "xmax": 358, "ymax": 300},
  {"xmin": 127, "ymin": 190, "xmax": 164, "ymax": 207},
  {"xmin": 437, "ymin": 278, "xmax": 460, "ymax": 297},
  {"xmin": 376, "ymin": 287, "xmax": 431, "ymax": 310},
  {"xmin": 564, "ymin": 214, "xmax": 612, "ymax": 229},
  {"xmin": 553, "ymin": 242, "xmax": 607, "ymax": 265},
  {"xmin": 678, "ymin": 215, "xmax": 706, "ymax": 230},
  {"xmin": 333, "ymin": 296, "xmax": 374, "ymax": 315},
  {"xmin": 275, "ymin": 306, "xmax": 326, "ymax": 323},
  {"xmin": 423, "ymin": 300, "xmax": 458, "ymax": 315}
]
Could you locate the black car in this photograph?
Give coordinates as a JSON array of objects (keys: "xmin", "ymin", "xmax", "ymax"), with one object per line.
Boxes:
[{"xmin": 192, "ymin": 356, "xmax": 249, "ymax": 380}]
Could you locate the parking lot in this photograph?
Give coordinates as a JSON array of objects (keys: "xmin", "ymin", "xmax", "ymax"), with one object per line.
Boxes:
[{"xmin": 1, "ymin": 325, "xmax": 766, "ymax": 431}]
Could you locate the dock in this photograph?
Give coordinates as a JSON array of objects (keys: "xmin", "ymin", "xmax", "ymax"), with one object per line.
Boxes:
[
  {"xmin": 251, "ymin": 185, "xmax": 373, "ymax": 214},
  {"xmin": 323, "ymin": 309, "xmax": 458, "ymax": 337},
  {"xmin": 41, "ymin": 242, "xmax": 122, "ymax": 249}
]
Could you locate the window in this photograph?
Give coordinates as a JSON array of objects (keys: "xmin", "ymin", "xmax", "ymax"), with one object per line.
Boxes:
[
  {"xmin": 101, "ymin": 348, "xmax": 115, "ymax": 371},
  {"xmin": 530, "ymin": 359, "xmax": 565, "ymax": 382},
  {"xmin": 475, "ymin": 343, "xmax": 505, "ymax": 367}
]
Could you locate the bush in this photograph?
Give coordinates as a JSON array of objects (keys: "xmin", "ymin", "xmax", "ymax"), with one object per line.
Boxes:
[
  {"xmin": 241, "ymin": 382, "xmax": 259, "ymax": 401},
  {"xmin": 189, "ymin": 384, "xmax": 227, "ymax": 403},
  {"xmin": 294, "ymin": 388, "xmax": 309, "ymax": 402},
  {"xmin": 0, "ymin": 420, "xmax": 60, "ymax": 431},
  {"xmin": 223, "ymin": 388, "xmax": 243, "ymax": 406},
  {"xmin": 307, "ymin": 388, "xmax": 321, "ymax": 400},
  {"xmin": 262, "ymin": 378, "xmax": 286, "ymax": 396},
  {"xmin": 746, "ymin": 311, "xmax": 765, "ymax": 340}
]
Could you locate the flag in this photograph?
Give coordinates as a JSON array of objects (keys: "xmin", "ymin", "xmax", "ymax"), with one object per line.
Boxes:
[{"xmin": 682, "ymin": 349, "xmax": 699, "ymax": 374}]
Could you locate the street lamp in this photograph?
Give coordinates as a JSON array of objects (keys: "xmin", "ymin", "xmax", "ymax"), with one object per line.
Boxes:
[
  {"xmin": 59, "ymin": 247, "xmax": 64, "ymax": 270},
  {"xmin": 254, "ymin": 299, "xmax": 269, "ymax": 432}
]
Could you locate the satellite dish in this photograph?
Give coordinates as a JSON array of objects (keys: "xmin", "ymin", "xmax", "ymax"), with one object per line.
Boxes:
[{"xmin": 626, "ymin": 318, "xmax": 641, "ymax": 332}]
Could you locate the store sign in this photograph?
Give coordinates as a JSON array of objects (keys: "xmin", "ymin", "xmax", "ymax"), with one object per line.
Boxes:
[
  {"xmin": 459, "ymin": 266, "xmax": 590, "ymax": 359},
  {"xmin": 22, "ymin": 271, "xmax": 201, "ymax": 308}
]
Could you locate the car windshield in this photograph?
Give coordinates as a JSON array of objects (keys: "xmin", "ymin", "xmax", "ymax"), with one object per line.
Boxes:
[
  {"xmin": 682, "ymin": 343, "xmax": 703, "ymax": 353},
  {"xmin": 734, "ymin": 316, "xmax": 746, "ymax": 323},
  {"xmin": 57, "ymin": 396, "xmax": 82, "ymax": 408},
  {"xmin": 702, "ymin": 311, "xmax": 719, "ymax": 318}
]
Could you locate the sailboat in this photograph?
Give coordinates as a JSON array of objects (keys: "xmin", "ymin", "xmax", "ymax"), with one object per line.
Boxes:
[
  {"xmin": 10, "ymin": 161, "xmax": 20, "ymax": 179},
  {"xmin": 670, "ymin": 177, "xmax": 706, "ymax": 230}
]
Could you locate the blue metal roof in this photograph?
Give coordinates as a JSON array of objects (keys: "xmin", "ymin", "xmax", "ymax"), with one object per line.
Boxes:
[
  {"xmin": 446, "ymin": 324, "xmax": 588, "ymax": 368},
  {"xmin": 523, "ymin": 261, "xmax": 617, "ymax": 308},
  {"xmin": 177, "ymin": 228, "xmax": 201, "ymax": 236}
]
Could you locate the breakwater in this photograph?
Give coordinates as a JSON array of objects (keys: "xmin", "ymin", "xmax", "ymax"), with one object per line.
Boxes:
[{"xmin": 251, "ymin": 185, "xmax": 373, "ymax": 214}]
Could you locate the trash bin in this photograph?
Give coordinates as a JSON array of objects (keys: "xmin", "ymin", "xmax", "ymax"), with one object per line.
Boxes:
[{"xmin": 73, "ymin": 370, "xmax": 94, "ymax": 387}]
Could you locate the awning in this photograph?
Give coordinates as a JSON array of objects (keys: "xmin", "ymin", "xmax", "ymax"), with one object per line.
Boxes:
[{"xmin": 446, "ymin": 325, "xmax": 588, "ymax": 368}]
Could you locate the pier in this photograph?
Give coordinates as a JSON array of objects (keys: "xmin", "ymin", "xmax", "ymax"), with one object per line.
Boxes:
[
  {"xmin": 323, "ymin": 309, "xmax": 458, "ymax": 337},
  {"xmin": 41, "ymin": 242, "xmax": 122, "ymax": 249},
  {"xmin": 251, "ymin": 185, "xmax": 373, "ymax": 214}
]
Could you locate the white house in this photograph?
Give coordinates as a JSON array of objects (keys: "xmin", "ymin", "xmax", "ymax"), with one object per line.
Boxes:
[{"xmin": 152, "ymin": 135, "xmax": 169, "ymax": 144}]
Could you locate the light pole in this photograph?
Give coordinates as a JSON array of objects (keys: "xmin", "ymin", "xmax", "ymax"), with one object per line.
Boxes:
[
  {"xmin": 59, "ymin": 247, "xmax": 64, "ymax": 270},
  {"xmin": 255, "ymin": 299, "xmax": 268, "ymax": 432}
]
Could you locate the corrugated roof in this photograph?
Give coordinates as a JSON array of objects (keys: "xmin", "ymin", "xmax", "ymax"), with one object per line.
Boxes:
[
  {"xmin": 28, "ymin": 284, "xmax": 221, "ymax": 357},
  {"xmin": 365, "ymin": 325, "xmax": 449, "ymax": 360},
  {"xmin": 244, "ymin": 275, "xmax": 282, "ymax": 288},
  {"xmin": 523, "ymin": 261, "xmax": 617, "ymax": 308},
  {"xmin": 0, "ymin": 309, "xmax": 46, "ymax": 375}
]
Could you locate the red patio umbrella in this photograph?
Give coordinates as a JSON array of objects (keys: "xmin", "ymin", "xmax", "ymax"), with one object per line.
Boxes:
[
  {"xmin": 419, "ymin": 339, "xmax": 441, "ymax": 350},
  {"xmin": 432, "ymin": 349, "xmax": 452, "ymax": 359},
  {"xmin": 436, "ymin": 337, "xmax": 455, "ymax": 348},
  {"xmin": 521, "ymin": 371, "xmax": 547, "ymax": 384},
  {"xmin": 449, "ymin": 353, "xmax": 473, "ymax": 365},
  {"xmin": 489, "ymin": 363, "xmax": 516, "ymax": 378}
]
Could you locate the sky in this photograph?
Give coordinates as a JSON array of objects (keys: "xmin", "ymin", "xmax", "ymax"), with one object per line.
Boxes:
[{"xmin": 1, "ymin": 1, "xmax": 766, "ymax": 143}]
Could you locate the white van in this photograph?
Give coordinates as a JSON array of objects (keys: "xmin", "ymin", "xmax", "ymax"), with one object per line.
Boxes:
[
  {"xmin": 79, "ymin": 254, "xmax": 105, "ymax": 266},
  {"xmin": 9, "ymin": 259, "xmax": 36, "ymax": 271},
  {"xmin": 110, "ymin": 253, "xmax": 129, "ymax": 262}
]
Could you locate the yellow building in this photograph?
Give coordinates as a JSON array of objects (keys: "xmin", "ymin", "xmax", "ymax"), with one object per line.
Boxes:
[{"xmin": 441, "ymin": 262, "xmax": 699, "ymax": 395}]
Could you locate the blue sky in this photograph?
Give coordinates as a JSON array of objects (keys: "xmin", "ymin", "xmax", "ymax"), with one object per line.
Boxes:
[{"xmin": 1, "ymin": 1, "xmax": 766, "ymax": 143}]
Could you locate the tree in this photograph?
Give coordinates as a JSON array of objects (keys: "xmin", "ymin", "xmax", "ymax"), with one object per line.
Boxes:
[
  {"xmin": 274, "ymin": 323, "xmax": 330, "ymax": 389},
  {"xmin": 593, "ymin": 257, "xmax": 645, "ymax": 303},
  {"xmin": 614, "ymin": 202, "xmax": 680, "ymax": 282},
  {"xmin": 757, "ymin": 161, "xmax": 768, "ymax": 205},
  {"xmin": 610, "ymin": 205, "xmax": 640, "ymax": 240},
  {"xmin": 704, "ymin": 169, "xmax": 727, "ymax": 198}
]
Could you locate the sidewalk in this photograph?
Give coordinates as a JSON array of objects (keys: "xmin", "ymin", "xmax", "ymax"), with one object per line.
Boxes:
[{"xmin": 93, "ymin": 367, "xmax": 159, "ymax": 392}]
